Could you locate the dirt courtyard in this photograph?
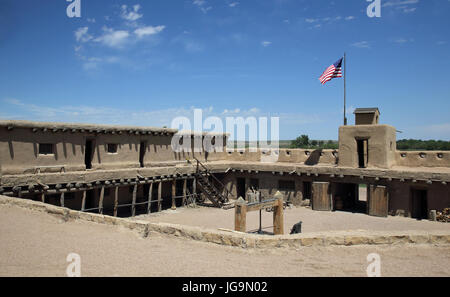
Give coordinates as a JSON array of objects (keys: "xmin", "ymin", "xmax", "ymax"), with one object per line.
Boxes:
[
  {"xmin": 137, "ymin": 204, "xmax": 449, "ymax": 234},
  {"xmin": 1, "ymin": 204, "xmax": 449, "ymax": 277}
]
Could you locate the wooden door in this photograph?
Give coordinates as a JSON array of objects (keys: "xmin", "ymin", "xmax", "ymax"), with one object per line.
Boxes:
[
  {"xmin": 312, "ymin": 182, "xmax": 332, "ymax": 211},
  {"xmin": 368, "ymin": 185, "xmax": 388, "ymax": 217}
]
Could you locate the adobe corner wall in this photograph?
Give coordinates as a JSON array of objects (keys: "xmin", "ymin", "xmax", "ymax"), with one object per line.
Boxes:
[{"xmin": 338, "ymin": 124, "xmax": 397, "ymax": 169}]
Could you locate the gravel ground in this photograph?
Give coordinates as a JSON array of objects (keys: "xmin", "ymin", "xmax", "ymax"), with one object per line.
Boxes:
[
  {"xmin": 0, "ymin": 204, "xmax": 449, "ymax": 277},
  {"xmin": 138, "ymin": 205, "xmax": 449, "ymax": 234}
]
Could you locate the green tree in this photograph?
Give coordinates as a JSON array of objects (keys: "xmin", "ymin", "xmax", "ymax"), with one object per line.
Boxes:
[{"xmin": 290, "ymin": 134, "xmax": 310, "ymax": 148}]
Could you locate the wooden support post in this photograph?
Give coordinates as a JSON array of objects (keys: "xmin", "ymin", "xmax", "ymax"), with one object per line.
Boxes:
[
  {"xmin": 234, "ymin": 199, "xmax": 247, "ymax": 233},
  {"xmin": 273, "ymin": 196, "xmax": 284, "ymax": 235},
  {"xmin": 60, "ymin": 192, "xmax": 65, "ymax": 208},
  {"xmin": 147, "ymin": 182, "xmax": 153, "ymax": 214},
  {"xmin": 81, "ymin": 190, "xmax": 86, "ymax": 211},
  {"xmin": 41, "ymin": 193, "xmax": 45, "ymax": 203},
  {"xmin": 114, "ymin": 186, "xmax": 119, "ymax": 217},
  {"xmin": 182, "ymin": 179, "xmax": 187, "ymax": 206},
  {"xmin": 99, "ymin": 186, "xmax": 105, "ymax": 214},
  {"xmin": 193, "ymin": 177, "xmax": 197, "ymax": 199},
  {"xmin": 158, "ymin": 181, "xmax": 162, "ymax": 212},
  {"xmin": 171, "ymin": 179, "xmax": 177, "ymax": 210},
  {"xmin": 132, "ymin": 184, "xmax": 137, "ymax": 217}
]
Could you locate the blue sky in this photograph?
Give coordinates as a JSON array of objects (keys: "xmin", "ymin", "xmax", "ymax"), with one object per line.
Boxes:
[{"xmin": 0, "ymin": 0, "xmax": 449, "ymax": 140}]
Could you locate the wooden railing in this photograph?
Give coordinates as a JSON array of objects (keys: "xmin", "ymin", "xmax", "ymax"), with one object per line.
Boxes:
[{"xmin": 193, "ymin": 157, "xmax": 233, "ymax": 202}]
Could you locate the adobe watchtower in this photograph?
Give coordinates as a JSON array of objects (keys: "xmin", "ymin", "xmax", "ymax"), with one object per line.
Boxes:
[{"xmin": 338, "ymin": 108, "xmax": 396, "ymax": 169}]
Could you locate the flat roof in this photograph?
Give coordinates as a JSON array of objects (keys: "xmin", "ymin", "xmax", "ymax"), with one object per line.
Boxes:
[
  {"xmin": 354, "ymin": 108, "xmax": 380, "ymax": 114},
  {"xmin": 0, "ymin": 120, "xmax": 228, "ymax": 136},
  {"xmin": 0, "ymin": 120, "xmax": 178, "ymax": 134}
]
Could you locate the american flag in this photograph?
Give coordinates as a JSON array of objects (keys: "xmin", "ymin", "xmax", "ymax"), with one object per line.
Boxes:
[{"xmin": 319, "ymin": 58, "xmax": 343, "ymax": 85}]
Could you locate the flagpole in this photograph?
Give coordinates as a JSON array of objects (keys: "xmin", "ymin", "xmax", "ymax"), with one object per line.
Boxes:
[{"xmin": 344, "ymin": 53, "xmax": 347, "ymax": 126}]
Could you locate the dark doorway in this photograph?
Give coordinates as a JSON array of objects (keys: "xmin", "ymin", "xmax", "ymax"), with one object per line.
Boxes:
[
  {"xmin": 250, "ymin": 178, "xmax": 259, "ymax": 190},
  {"xmin": 303, "ymin": 182, "xmax": 312, "ymax": 200},
  {"xmin": 85, "ymin": 189, "xmax": 96, "ymax": 211},
  {"xmin": 411, "ymin": 189, "xmax": 428, "ymax": 220},
  {"xmin": 176, "ymin": 179, "xmax": 184, "ymax": 207},
  {"xmin": 333, "ymin": 183, "xmax": 365, "ymax": 213},
  {"xmin": 236, "ymin": 178, "xmax": 246, "ymax": 199},
  {"xmin": 357, "ymin": 139, "xmax": 368, "ymax": 168},
  {"xmin": 139, "ymin": 141, "xmax": 146, "ymax": 168},
  {"xmin": 85, "ymin": 140, "xmax": 94, "ymax": 169}
]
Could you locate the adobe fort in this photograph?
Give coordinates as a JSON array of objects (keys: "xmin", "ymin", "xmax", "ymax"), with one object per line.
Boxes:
[{"xmin": 0, "ymin": 108, "xmax": 449, "ymax": 223}]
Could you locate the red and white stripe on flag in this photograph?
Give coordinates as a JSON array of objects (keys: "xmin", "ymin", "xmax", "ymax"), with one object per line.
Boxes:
[{"xmin": 319, "ymin": 58, "xmax": 343, "ymax": 85}]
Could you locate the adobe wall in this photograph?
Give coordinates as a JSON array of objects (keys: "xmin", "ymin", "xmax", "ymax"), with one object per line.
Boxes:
[
  {"xmin": 222, "ymin": 170, "xmax": 450, "ymax": 214},
  {"xmin": 224, "ymin": 149, "xmax": 338, "ymax": 165},
  {"xmin": 338, "ymin": 124, "xmax": 397, "ymax": 169},
  {"xmin": 388, "ymin": 180, "xmax": 450, "ymax": 217},
  {"xmin": 395, "ymin": 151, "xmax": 450, "ymax": 168},
  {"xmin": 0, "ymin": 127, "xmax": 87, "ymax": 174},
  {"xmin": 0, "ymin": 123, "xmax": 227, "ymax": 175}
]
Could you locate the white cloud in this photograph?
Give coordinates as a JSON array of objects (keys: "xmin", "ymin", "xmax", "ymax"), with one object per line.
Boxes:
[
  {"xmin": 382, "ymin": 0, "xmax": 419, "ymax": 7},
  {"xmin": 402, "ymin": 7, "xmax": 416, "ymax": 13},
  {"xmin": 305, "ymin": 18, "xmax": 319, "ymax": 23},
  {"xmin": 94, "ymin": 27, "xmax": 130, "ymax": 48},
  {"xmin": 223, "ymin": 108, "xmax": 241, "ymax": 114},
  {"xmin": 393, "ymin": 37, "xmax": 414, "ymax": 44},
  {"xmin": 201, "ymin": 6, "xmax": 212, "ymax": 13},
  {"xmin": 1, "ymin": 99, "xmax": 258, "ymax": 129},
  {"xmin": 172, "ymin": 34, "xmax": 204, "ymax": 53},
  {"xmin": 120, "ymin": 4, "xmax": 143, "ymax": 22},
  {"xmin": 184, "ymin": 41, "xmax": 204, "ymax": 52},
  {"xmin": 2, "ymin": 98, "xmax": 189, "ymax": 127},
  {"xmin": 134, "ymin": 25, "xmax": 165, "ymax": 38},
  {"xmin": 261, "ymin": 41, "xmax": 272, "ymax": 47},
  {"xmin": 306, "ymin": 15, "xmax": 349, "ymax": 28},
  {"xmin": 75, "ymin": 27, "xmax": 92, "ymax": 43},
  {"xmin": 382, "ymin": 0, "xmax": 419, "ymax": 13},
  {"xmin": 351, "ymin": 41, "xmax": 371, "ymax": 49},
  {"xmin": 2, "ymin": 99, "xmax": 324, "ymax": 139},
  {"xmin": 72, "ymin": 4, "xmax": 166, "ymax": 72},
  {"xmin": 193, "ymin": 0, "xmax": 206, "ymax": 6},
  {"xmin": 192, "ymin": 0, "xmax": 212, "ymax": 13},
  {"xmin": 76, "ymin": 55, "xmax": 121, "ymax": 71},
  {"xmin": 229, "ymin": 2, "xmax": 239, "ymax": 7},
  {"xmin": 394, "ymin": 38, "xmax": 408, "ymax": 43}
]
